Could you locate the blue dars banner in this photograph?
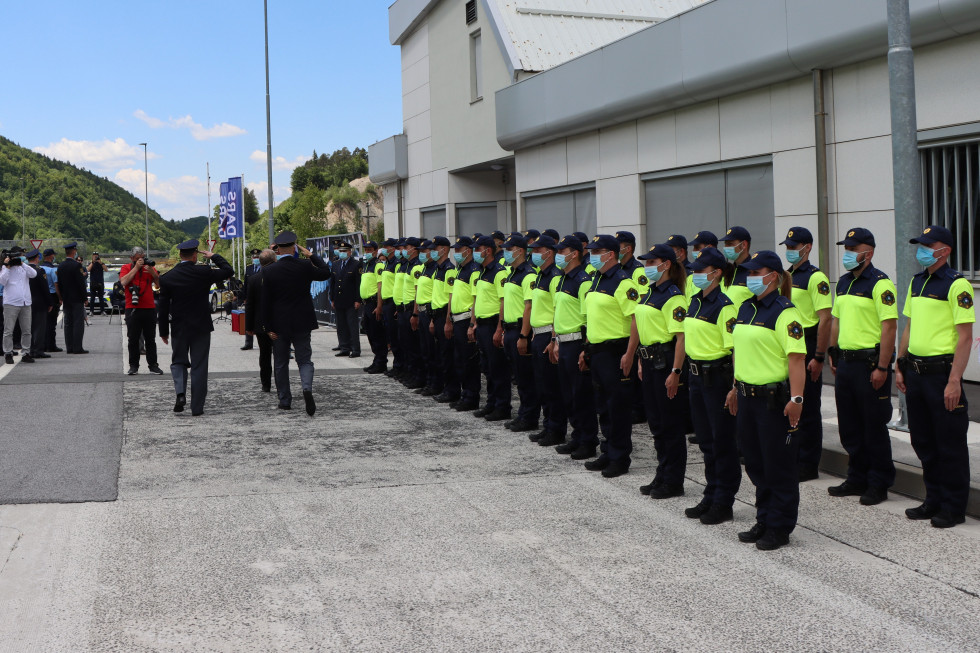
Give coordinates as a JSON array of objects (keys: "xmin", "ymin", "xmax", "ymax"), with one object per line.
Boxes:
[{"xmin": 218, "ymin": 177, "xmax": 244, "ymax": 239}]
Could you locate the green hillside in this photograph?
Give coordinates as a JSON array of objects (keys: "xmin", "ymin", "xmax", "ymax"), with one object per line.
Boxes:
[{"xmin": 0, "ymin": 135, "xmax": 186, "ymax": 251}]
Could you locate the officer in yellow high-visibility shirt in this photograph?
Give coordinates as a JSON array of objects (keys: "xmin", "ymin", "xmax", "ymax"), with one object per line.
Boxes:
[
  {"xmin": 616, "ymin": 230, "xmax": 647, "ymax": 427},
  {"xmin": 469, "ymin": 235, "xmax": 511, "ymax": 421},
  {"xmin": 499, "ymin": 232, "xmax": 539, "ymax": 432},
  {"xmin": 379, "ymin": 238, "xmax": 402, "ymax": 378},
  {"xmin": 725, "ymin": 250, "xmax": 806, "ymax": 551},
  {"xmin": 579, "ymin": 234, "xmax": 642, "ymax": 478},
  {"xmin": 445, "ymin": 236, "xmax": 481, "ymax": 411},
  {"xmin": 359, "ymin": 240, "xmax": 388, "ymax": 374},
  {"xmin": 896, "ymin": 225, "xmax": 975, "ymax": 529},
  {"xmin": 398, "ymin": 237, "xmax": 424, "ymax": 389},
  {"xmin": 413, "ymin": 240, "xmax": 439, "ymax": 395},
  {"xmin": 551, "ymin": 235, "xmax": 599, "ymax": 459},
  {"xmin": 828, "ymin": 228, "xmax": 897, "ymax": 506},
  {"xmin": 720, "ymin": 226, "xmax": 755, "ymax": 309},
  {"xmin": 779, "ymin": 226, "xmax": 833, "ymax": 482},
  {"xmin": 573, "ymin": 232, "xmax": 597, "ymax": 276},
  {"xmin": 428, "ymin": 236, "xmax": 457, "ymax": 403}
]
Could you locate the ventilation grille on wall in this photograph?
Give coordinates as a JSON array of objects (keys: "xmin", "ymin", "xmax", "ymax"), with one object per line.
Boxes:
[{"xmin": 466, "ymin": 0, "xmax": 477, "ymax": 24}]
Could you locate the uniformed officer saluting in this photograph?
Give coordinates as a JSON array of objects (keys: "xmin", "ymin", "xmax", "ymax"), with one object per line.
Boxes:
[
  {"xmin": 682, "ymin": 247, "xmax": 740, "ymax": 525},
  {"xmin": 158, "ymin": 239, "xmax": 234, "ymax": 416},
  {"xmin": 580, "ymin": 234, "xmax": 642, "ymax": 478},
  {"xmin": 469, "ymin": 235, "xmax": 511, "ymax": 421},
  {"xmin": 627, "ymin": 243, "xmax": 689, "ymax": 499},
  {"xmin": 896, "ymin": 225, "xmax": 975, "ymax": 528},
  {"xmin": 828, "ymin": 228, "xmax": 898, "ymax": 506},
  {"xmin": 725, "ymin": 251, "xmax": 806, "ymax": 551},
  {"xmin": 780, "ymin": 227, "xmax": 833, "ymax": 482}
]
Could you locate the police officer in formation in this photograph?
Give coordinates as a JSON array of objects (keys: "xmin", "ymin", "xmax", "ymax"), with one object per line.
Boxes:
[
  {"xmin": 363, "ymin": 224, "xmax": 974, "ymax": 541},
  {"xmin": 360, "ymin": 240, "xmax": 388, "ymax": 374}
]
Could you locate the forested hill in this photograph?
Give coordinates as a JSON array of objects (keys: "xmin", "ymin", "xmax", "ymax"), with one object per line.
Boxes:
[{"xmin": 0, "ymin": 135, "xmax": 186, "ymax": 251}]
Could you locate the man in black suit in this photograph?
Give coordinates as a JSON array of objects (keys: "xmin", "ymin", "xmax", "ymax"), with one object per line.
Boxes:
[
  {"xmin": 56, "ymin": 242, "xmax": 88, "ymax": 354},
  {"xmin": 261, "ymin": 230, "xmax": 332, "ymax": 415},
  {"xmin": 329, "ymin": 240, "xmax": 361, "ymax": 358},
  {"xmin": 158, "ymin": 239, "xmax": 234, "ymax": 416},
  {"xmin": 25, "ymin": 249, "xmax": 52, "ymax": 359},
  {"xmin": 241, "ymin": 248, "xmax": 262, "ymax": 351},
  {"xmin": 245, "ymin": 248, "xmax": 276, "ymax": 392}
]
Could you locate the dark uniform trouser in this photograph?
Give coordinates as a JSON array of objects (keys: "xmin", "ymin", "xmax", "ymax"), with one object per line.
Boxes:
[
  {"xmin": 89, "ymin": 284, "xmax": 105, "ymax": 314},
  {"xmin": 433, "ymin": 308, "xmax": 458, "ymax": 399},
  {"xmin": 362, "ymin": 302, "xmax": 387, "ymax": 369},
  {"xmin": 256, "ymin": 333, "xmax": 273, "ymax": 389},
  {"xmin": 273, "ymin": 330, "xmax": 314, "ymax": 406},
  {"xmin": 418, "ymin": 310, "xmax": 438, "ymax": 390},
  {"xmin": 475, "ymin": 321, "xmax": 511, "ymax": 410},
  {"xmin": 557, "ymin": 339, "xmax": 598, "ymax": 447},
  {"xmin": 503, "ymin": 326, "xmax": 539, "ymax": 424},
  {"xmin": 590, "ymin": 342, "xmax": 633, "ymax": 467},
  {"xmin": 63, "ymin": 302, "xmax": 85, "ymax": 353},
  {"xmin": 398, "ymin": 305, "xmax": 421, "ymax": 381},
  {"xmin": 30, "ymin": 304, "xmax": 47, "ymax": 356},
  {"xmin": 46, "ymin": 295, "xmax": 59, "ymax": 350},
  {"xmin": 688, "ymin": 368, "xmax": 740, "ymax": 507},
  {"xmin": 335, "ymin": 305, "xmax": 360, "ymax": 354},
  {"xmin": 797, "ymin": 330, "xmax": 823, "ymax": 468},
  {"xmin": 126, "ymin": 308, "xmax": 159, "ymax": 368},
  {"xmin": 452, "ymin": 318, "xmax": 480, "ymax": 403},
  {"xmin": 532, "ymin": 332, "xmax": 565, "ymax": 434},
  {"xmin": 382, "ymin": 300, "xmax": 401, "ymax": 371},
  {"xmin": 835, "ymin": 358, "xmax": 896, "ymax": 488},
  {"xmin": 170, "ymin": 330, "xmax": 211, "ymax": 414},
  {"xmin": 736, "ymin": 390, "xmax": 800, "ymax": 532},
  {"xmin": 906, "ymin": 366, "xmax": 970, "ymax": 518},
  {"xmin": 640, "ymin": 358, "xmax": 688, "ymax": 487}
]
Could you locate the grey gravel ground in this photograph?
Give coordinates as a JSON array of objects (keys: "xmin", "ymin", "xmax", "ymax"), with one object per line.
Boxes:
[{"xmin": 1, "ymin": 319, "xmax": 979, "ymax": 652}]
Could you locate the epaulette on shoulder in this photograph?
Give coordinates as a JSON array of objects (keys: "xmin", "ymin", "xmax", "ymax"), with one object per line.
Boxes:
[{"xmin": 775, "ymin": 294, "xmax": 794, "ymax": 309}]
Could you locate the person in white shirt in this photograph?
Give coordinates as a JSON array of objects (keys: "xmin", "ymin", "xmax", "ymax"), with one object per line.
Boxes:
[{"xmin": 0, "ymin": 251, "xmax": 38, "ymax": 363}]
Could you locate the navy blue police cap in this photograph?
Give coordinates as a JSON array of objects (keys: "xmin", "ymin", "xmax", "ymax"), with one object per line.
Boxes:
[
  {"xmin": 722, "ymin": 226, "xmax": 752, "ymax": 243},
  {"xmin": 502, "ymin": 233, "xmax": 528, "ymax": 249},
  {"xmin": 542, "ymin": 228, "xmax": 560, "ymax": 240},
  {"xmin": 490, "ymin": 230, "xmax": 505, "ymax": 241},
  {"xmin": 64, "ymin": 241, "xmax": 78, "ymax": 250},
  {"xmin": 363, "ymin": 241, "xmax": 379, "ymax": 249},
  {"xmin": 178, "ymin": 238, "xmax": 200, "ymax": 251},
  {"xmin": 419, "ymin": 240, "xmax": 434, "ymax": 250},
  {"xmin": 25, "ymin": 249, "xmax": 41, "ymax": 259},
  {"xmin": 273, "ymin": 231, "xmax": 297, "ymax": 246},
  {"xmin": 740, "ymin": 250, "xmax": 784, "ymax": 272},
  {"xmin": 690, "ymin": 231, "xmax": 718, "ymax": 247},
  {"xmin": 405, "ymin": 236, "xmax": 421, "ymax": 247},
  {"xmin": 780, "ymin": 227, "xmax": 813, "ymax": 246},
  {"xmin": 689, "ymin": 246, "xmax": 727, "ymax": 271},
  {"xmin": 836, "ymin": 228, "xmax": 876, "ymax": 248},
  {"xmin": 382, "ymin": 238, "xmax": 397, "ymax": 247},
  {"xmin": 43, "ymin": 248, "xmax": 56, "ymax": 256},
  {"xmin": 556, "ymin": 235, "xmax": 583, "ymax": 253},
  {"xmin": 666, "ymin": 234, "xmax": 689, "ymax": 249},
  {"xmin": 910, "ymin": 225, "xmax": 954, "ymax": 247},
  {"xmin": 586, "ymin": 234, "xmax": 620, "ymax": 251},
  {"xmin": 431, "ymin": 236, "xmax": 451, "ymax": 247},
  {"xmin": 638, "ymin": 243, "xmax": 676, "ymax": 262},
  {"xmin": 453, "ymin": 236, "xmax": 474, "ymax": 249},
  {"xmin": 573, "ymin": 231, "xmax": 589, "ymax": 244},
  {"xmin": 523, "ymin": 229, "xmax": 541, "ymax": 240},
  {"xmin": 532, "ymin": 235, "xmax": 558, "ymax": 250},
  {"xmin": 614, "ymin": 230, "xmax": 636, "ymax": 246},
  {"xmin": 473, "ymin": 235, "xmax": 496, "ymax": 249}
]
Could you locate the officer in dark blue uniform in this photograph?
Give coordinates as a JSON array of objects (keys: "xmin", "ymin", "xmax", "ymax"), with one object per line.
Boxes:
[
  {"xmin": 241, "ymin": 248, "xmax": 262, "ymax": 350},
  {"xmin": 500, "ymin": 233, "xmax": 540, "ymax": 432},
  {"xmin": 380, "ymin": 238, "xmax": 402, "ymax": 378},
  {"xmin": 429, "ymin": 236, "xmax": 458, "ymax": 403},
  {"xmin": 615, "ymin": 230, "xmax": 647, "ymax": 426}
]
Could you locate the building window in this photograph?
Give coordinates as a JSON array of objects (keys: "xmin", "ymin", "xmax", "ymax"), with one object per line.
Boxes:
[
  {"xmin": 421, "ymin": 206, "xmax": 447, "ymax": 239},
  {"xmin": 465, "ymin": 0, "xmax": 477, "ymax": 24},
  {"xmin": 921, "ymin": 141, "xmax": 980, "ymax": 278},
  {"xmin": 524, "ymin": 185, "xmax": 597, "ymax": 237},
  {"xmin": 470, "ymin": 31, "xmax": 482, "ymax": 102},
  {"xmin": 457, "ymin": 202, "xmax": 497, "ymax": 236}
]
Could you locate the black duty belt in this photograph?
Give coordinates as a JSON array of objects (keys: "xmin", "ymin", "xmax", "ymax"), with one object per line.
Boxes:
[
  {"xmin": 839, "ymin": 347, "xmax": 878, "ymax": 361},
  {"xmin": 637, "ymin": 341, "xmax": 674, "ymax": 360},
  {"xmin": 475, "ymin": 316, "xmax": 498, "ymax": 326},
  {"xmin": 905, "ymin": 354, "xmax": 954, "ymax": 375},
  {"xmin": 431, "ymin": 305, "xmax": 448, "ymax": 315},
  {"xmin": 586, "ymin": 338, "xmax": 629, "ymax": 355},
  {"xmin": 382, "ymin": 298, "xmax": 395, "ymax": 306},
  {"xmin": 688, "ymin": 355, "xmax": 733, "ymax": 377},
  {"xmin": 736, "ymin": 380, "xmax": 788, "ymax": 399},
  {"xmin": 502, "ymin": 319, "xmax": 522, "ymax": 331}
]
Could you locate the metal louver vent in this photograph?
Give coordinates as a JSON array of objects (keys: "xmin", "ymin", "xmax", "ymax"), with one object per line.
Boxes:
[{"xmin": 466, "ymin": 0, "xmax": 477, "ymax": 24}]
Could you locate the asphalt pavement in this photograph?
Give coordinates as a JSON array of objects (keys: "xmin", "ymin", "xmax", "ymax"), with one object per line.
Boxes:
[{"xmin": 1, "ymin": 316, "xmax": 979, "ymax": 651}]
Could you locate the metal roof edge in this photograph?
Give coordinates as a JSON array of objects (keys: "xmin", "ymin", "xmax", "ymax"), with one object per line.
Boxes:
[
  {"xmin": 480, "ymin": 0, "xmax": 524, "ymax": 80},
  {"xmin": 389, "ymin": 0, "xmax": 441, "ymax": 45}
]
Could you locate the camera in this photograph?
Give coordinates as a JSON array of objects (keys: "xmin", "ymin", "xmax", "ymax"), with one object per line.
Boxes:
[
  {"xmin": 129, "ymin": 284, "xmax": 142, "ymax": 304},
  {"xmin": 2, "ymin": 249, "xmax": 23, "ymax": 266},
  {"xmin": 143, "ymin": 259, "xmax": 156, "ymax": 267}
]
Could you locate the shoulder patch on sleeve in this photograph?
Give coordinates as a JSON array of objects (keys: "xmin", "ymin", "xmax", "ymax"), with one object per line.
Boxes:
[
  {"xmin": 817, "ymin": 280, "xmax": 830, "ymax": 296},
  {"xmin": 529, "ymin": 280, "xmax": 536, "ymax": 291},
  {"xmin": 414, "ymin": 270, "xmax": 421, "ymax": 279},
  {"xmin": 637, "ymin": 275, "xmax": 648, "ymax": 286},
  {"xmin": 726, "ymin": 317, "xmax": 737, "ymax": 333},
  {"xmin": 881, "ymin": 289, "xmax": 896, "ymax": 306},
  {"xmin": 626, "ymin": 288, "xmax": 639, "ymax": 301},
  {"xmin": 787, "ymin": 321, "xmax": 804, "ymax": 340},
  {"xmin": 447, "ymin": 277, "xmax": 455, "ymax": 286},
  {"xmin": 672, "ymin": 306, "xmax": 686, "ymax": 322},
  {"xmin": 499, "ymin": 276, "xmax": 506, "ymax": 287},
  {"xmin": 958, "ymin": 291, "xmax": 974, "ymax": 309}
]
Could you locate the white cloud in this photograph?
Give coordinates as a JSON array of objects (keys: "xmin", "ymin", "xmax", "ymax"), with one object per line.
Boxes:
[
  {"xmin": 250, "ymin": 149, "xmax": 306, "ymax": 171},
  {"xmin": 115, "ymin": 168, "xmax": 210, "ymax": 221},
  {"xmin": 134, "ymin": 109, "xmax": 246, "ymax": 141},
  {"xmin": 246, "ymin": 180, "xmax": 292, "ymax": 211},
  {"xmin": 33, "ymin": 137, "xmax": 157, "ymax": 171}
]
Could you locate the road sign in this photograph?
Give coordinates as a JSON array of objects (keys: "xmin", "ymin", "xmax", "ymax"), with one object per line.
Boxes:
[
  {"xmin": 30, "ymin": 239, "xmax": 43, "ymax": 250},
  {"xmin": 206, "ymin": 239, "xmax": 217, "ymax": 252}
]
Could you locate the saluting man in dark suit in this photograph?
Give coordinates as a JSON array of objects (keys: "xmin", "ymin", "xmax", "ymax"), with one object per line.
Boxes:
[
  {"xmin": 329, "ymin": 240, "xmax": 361, "ymax": 358},
  {"xmin": 158, "ymin": 239, "xmax": 234, "ymax": 416},
  {"xmin": 241, "ymin": 248, "xmax": 262, "ymax": 351},
  {"xmin": 245, "ymin": 248, "xmax": 276, "ymax": 392},
  {"xmin": 261, "ymin": 230, "xmax": 332, "ymax": 415}
]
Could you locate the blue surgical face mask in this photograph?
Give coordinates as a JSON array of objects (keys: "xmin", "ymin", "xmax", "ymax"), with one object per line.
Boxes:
[
  {"xmin": 692, "ymin": 250, "xmax": 701, "ymax": 259},
  {"xmin": 842, "ymin": 250, "xmax": 863, "ymax": 271},
  {"xmin": 747, "ymin": 274, "xmax": 771, "ymax": 296},
  {"xmin": 589, "ymin": 253, "xmax": 604, "ymax": 269},
  {"xmin": 418, "ymin": 252, "xmax": 427, "ymax": 264},
  {"xmin": 378, "ymin": 248, "xmax": 388, "ymax": 257},
  {"xmin": 555, "ymin": 253, "xmax": 568, "ymax": 269},
  {"xmin": 785, "ymin": 249, "xmax": 803, "ymax": 265},
  {"xmin": 252, "ymin": 258, "xmax": 260, "ymax": 266},
  {"xmin": 453, "ymin": 252, "xmax": 464, "ymax": 265},
  {"xmin": 338, "ymin": 251, "xmax": 349, "ymax": 260},
  {"xmin": 473, "ymin": 250, "xmax": 485, "ymax": 265},
  {"xmin": 503, "ymin": 250, "xmax": 515, "ymax": 265},
  {"xmin": 531, "ymin": 252, "xmax": 545, "ymax": 267},
  {"xmin": 692, "ymin": 272, "xmax": 713, "ymax": 290},
  {"xmin": 618, "ymin": 250, "xmax": 627, "ymax": 262},
  {"xmin": 723, "ymin": 244, "xmax": 740, "ymax": 261},
  {"xmin": 644, "ymin": 265, "xmax": 663, "ymax": 283},
  {"xmin": 916, "ymin": 245, "xmax": 941, "ymax": 267},
  {"xmin": 364, "ymin": 252, "xmax": 374, "ymax": 262}
]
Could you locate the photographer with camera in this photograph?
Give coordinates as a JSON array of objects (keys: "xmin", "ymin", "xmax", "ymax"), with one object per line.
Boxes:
[
  {"xmin": 0, "ymin": 248, "xmax": 38, "ymax": 364},
  {"xmin": 87, "ymin": 252, "xmax": 108, "ymax": 315},
  {"xmin": 120, "ymin": 247, "xmax": 163, "ymax": 375}
]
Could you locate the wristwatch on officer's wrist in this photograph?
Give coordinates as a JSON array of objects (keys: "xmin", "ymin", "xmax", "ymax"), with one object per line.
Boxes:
[
  {"xmin": 876, "ymin": 365, "xmax": 890, "ymax": 373},
  {"xmin": 790, "ymin": 395, "xmax": 804, "ymax": 404},
  {"xmin": 671, "ymin": 368, "xmax": 682, "ymax": 375}
]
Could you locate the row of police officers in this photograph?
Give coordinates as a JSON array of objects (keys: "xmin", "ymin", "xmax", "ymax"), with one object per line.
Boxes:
[{"xmin": 349, "ymin": 224, "xmax": 973, "ymax": 550}]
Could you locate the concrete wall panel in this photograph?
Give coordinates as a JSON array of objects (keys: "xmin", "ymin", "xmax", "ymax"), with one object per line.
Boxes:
[
  {"xmin": 637, "ymin": 112, "xmax": 677, "ymax": 173},
  {"xmin": 599, "ymin": 123, "xmax": 639, "ymax": 179},
  {"xmin": 834, "ymin": 136, "xmax": 894, "ymax": 214},
  {"xmin": 596, "ymin": 175, "xmax": 641, "ymax": 232},
  {"xmin": 675, "ymin": 101, "xmax": 721, "ymax": 167},
  {"xmin": 773, "ymin": 147, "xmax": 817, "ymax": 218},
  {"xmin": 719, "ymin": 88, "xmax": 773, "ymax": 160},
  {"xmin": 567, "ymin": 133, "xmax": 600, "ymax": 185}
]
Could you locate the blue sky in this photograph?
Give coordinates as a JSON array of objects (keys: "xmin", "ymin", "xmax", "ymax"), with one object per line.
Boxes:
[{"xmin": 1, "ymin": 1, "xmax": 402, "ymax": 222}]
